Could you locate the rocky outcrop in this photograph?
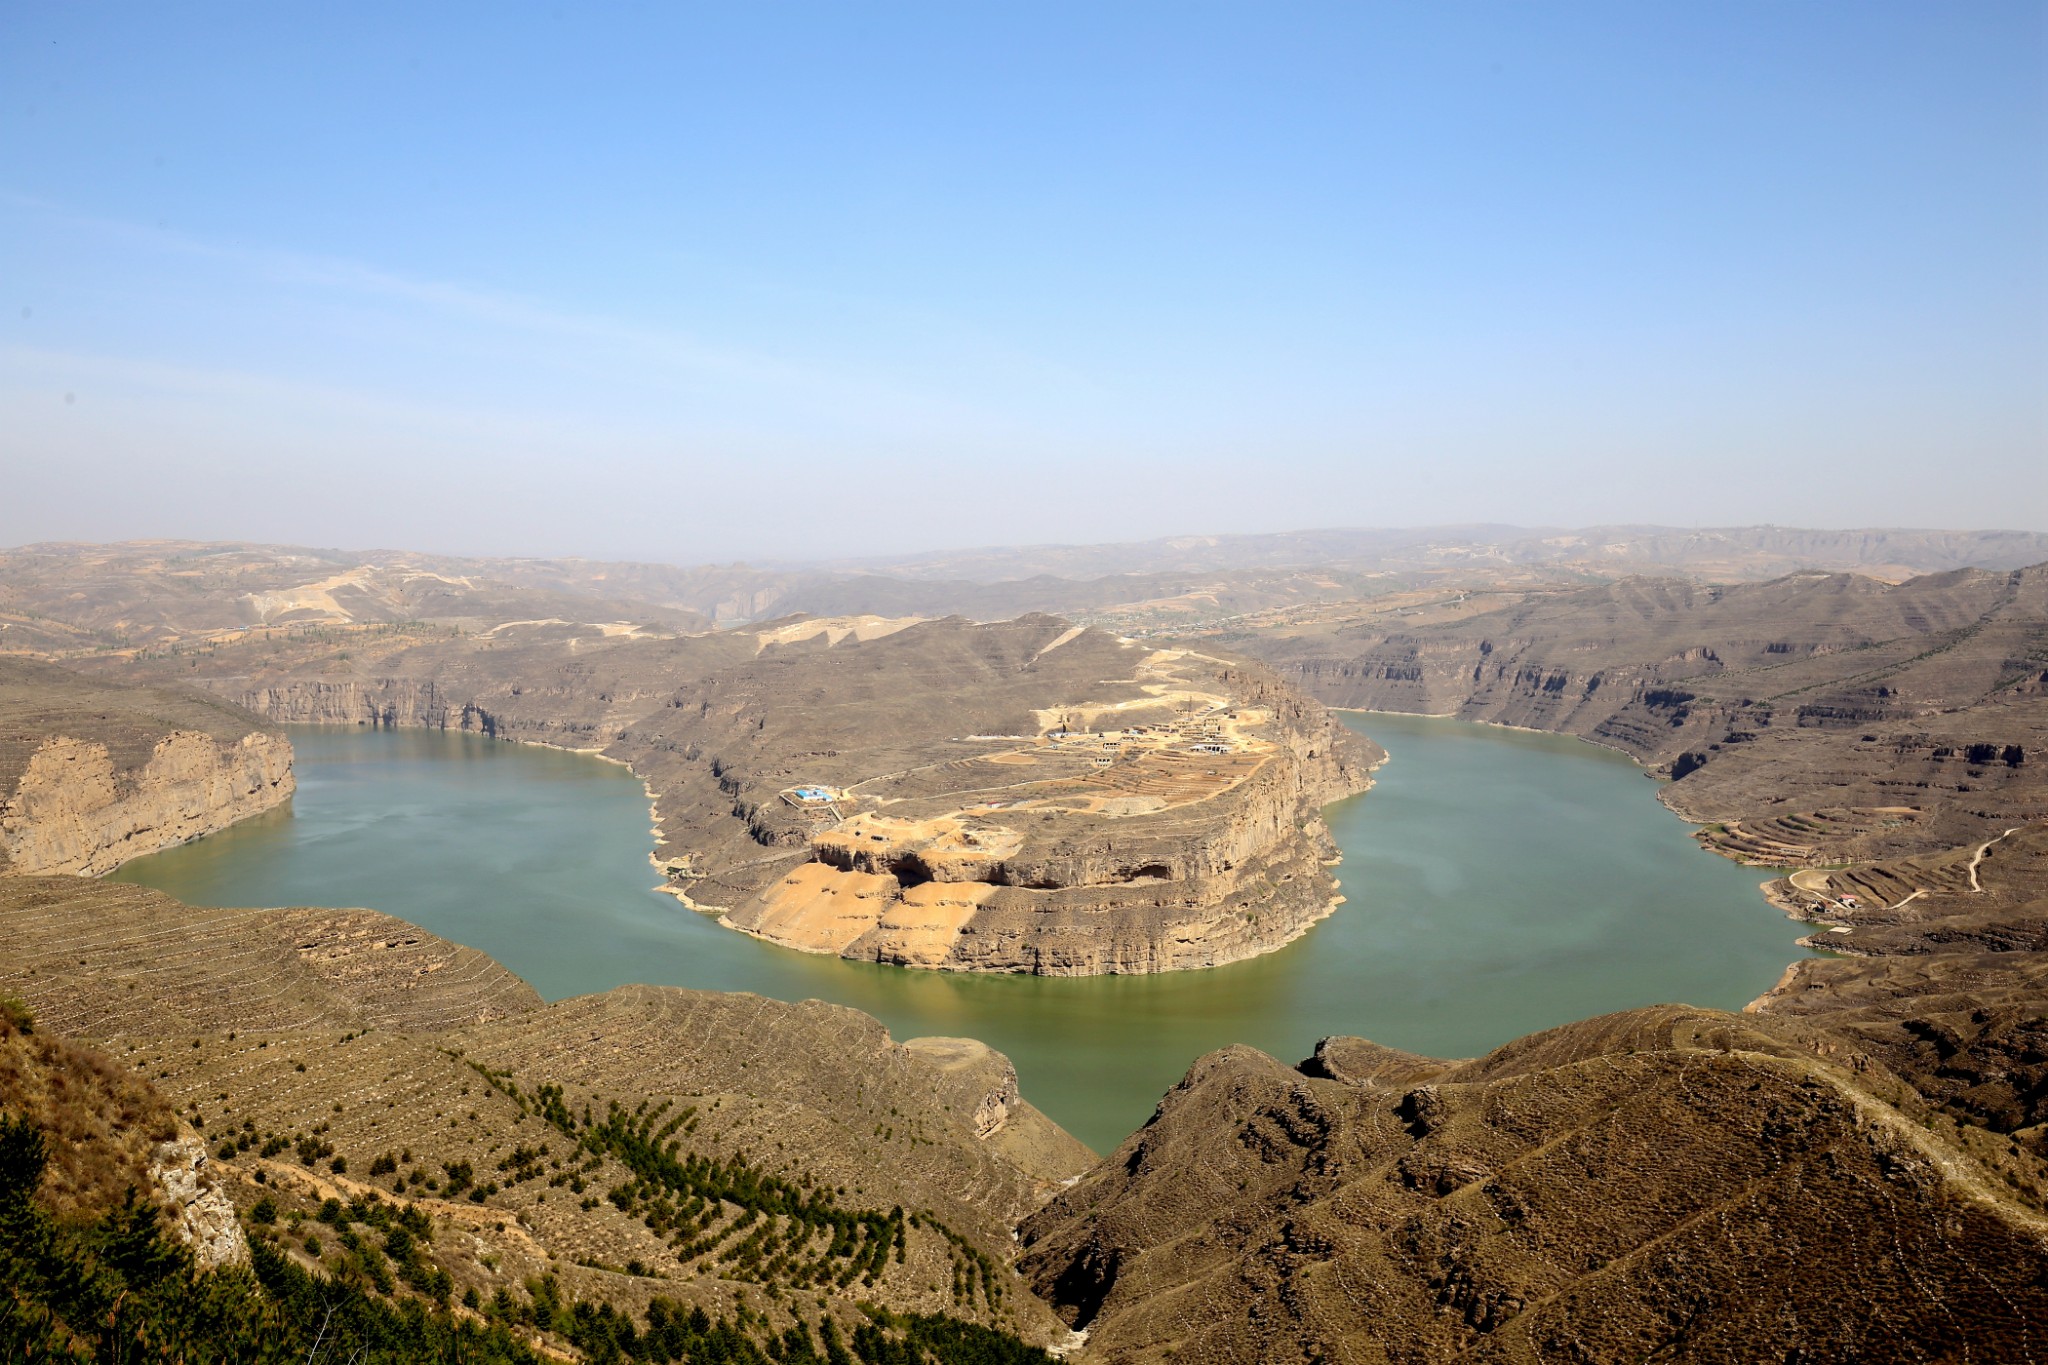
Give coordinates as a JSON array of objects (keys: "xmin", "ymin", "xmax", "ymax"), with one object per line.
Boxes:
[
  {"xmin": 901, "ymin": 1035, "xmax": 1098, "ymax": 1194},
  {"xmin": 0, "ymin": 729, "xmax": 294, "ymax": 876},
  {"xmin": 150, "ymin": 1136, "xmax": 250, "ymax": 1270}
]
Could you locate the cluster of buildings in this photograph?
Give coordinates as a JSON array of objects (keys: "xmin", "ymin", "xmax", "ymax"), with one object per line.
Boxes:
[{"xmin": 1046, "ymin": 705, "xmax": 1244, "ymax": 764}]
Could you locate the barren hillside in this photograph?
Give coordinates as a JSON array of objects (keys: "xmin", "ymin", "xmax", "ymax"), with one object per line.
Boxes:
[
  {"xmin": 0, "ymin": 873, "xmax": 1092, "ymax": 1351},
  {"xmin": 1017, "ymin": 1004, "xmax": 2048, "ymax": 1362}
]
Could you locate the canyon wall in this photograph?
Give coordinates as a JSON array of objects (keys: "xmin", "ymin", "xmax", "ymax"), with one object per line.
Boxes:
[
  {"xmin": 1232, "ymin": 566, "xmax": 2048, "ymax": 861},
  {"xmin": 0, "ymin": 657, "xmax": 297, "ymax": 876},
  {"xmin": 0, "ymin": 728, "xmax": 295, "ymax": 876},
  {"xmin": 813, "ymin": 738, "xmax": 1368, "ymax": 976},
  {"xmin": 624, "ymin": 626, "xmax": 1381, "ymax": 976}
]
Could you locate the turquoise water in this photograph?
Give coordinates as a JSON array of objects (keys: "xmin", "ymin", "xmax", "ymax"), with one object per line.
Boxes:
[{"xmin": 111, "ymin": 714, "xmax": 1807, "ymax": 1152}]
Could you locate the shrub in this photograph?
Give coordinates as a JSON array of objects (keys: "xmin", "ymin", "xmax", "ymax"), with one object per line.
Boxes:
[{"xmin": 0, "ymin": 990, "xmax": 36, "ymax": 1034}]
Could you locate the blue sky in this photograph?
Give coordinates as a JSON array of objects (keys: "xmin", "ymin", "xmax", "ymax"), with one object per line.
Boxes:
[{"xmin": 4, "ymin": 2, "xmax": 2043, "ymax": 562}]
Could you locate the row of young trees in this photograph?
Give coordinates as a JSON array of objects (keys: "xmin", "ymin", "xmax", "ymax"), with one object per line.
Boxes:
[{"xmin": 476, "ymin": 1069, "xmax": 922, "ymax": 1292}]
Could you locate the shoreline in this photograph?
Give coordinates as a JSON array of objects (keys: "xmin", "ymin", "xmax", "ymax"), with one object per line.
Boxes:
[
  {"xmin": 708, "ymin": 885, "xmax": 1355, "ymax": 977},
  {"xmin": 277, "ymin": 718, "xmax": 1370, "ymax": 978},
  {"xmin": 270, "ymin": 712, "xmax": 1794, "ymax": 1005},
  {"xmin": 1338, "ymin": 706, "xmax": 1818, "ymax": 976},
  {"xmin": 1334, "ymin": 706, "xmax": 1648, "ymax": 764}
]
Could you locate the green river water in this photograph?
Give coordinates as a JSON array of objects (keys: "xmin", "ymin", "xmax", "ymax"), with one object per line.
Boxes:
[{"xmin": 111, "ymin": 713, "xmax": 1807, "ymax": 1153}]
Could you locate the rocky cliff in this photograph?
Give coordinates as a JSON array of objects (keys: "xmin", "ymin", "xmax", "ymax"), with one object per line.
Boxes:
[
  {"xmin": 201, "ymin": 620, "xmax": 760, "ymax": 751},
  {"xmin": 1232, "ymin": 565, "xmax": 2048, "ymax": 860},
  {"xmin": 1, "ymin": 729, "xmax": 294, "ymax": 876},
  {"xmin": 0, "ymin": 658, "xmax": 295, "ymax": 876},
  {"xmin": 810, "ymin": 747, "xmax": 1363, "ymax": 976}
]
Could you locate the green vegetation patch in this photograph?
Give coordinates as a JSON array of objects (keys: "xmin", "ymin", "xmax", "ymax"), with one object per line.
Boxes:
[{"xmin": 475, "ymin": 1060, "xmax": 914, "ymax": 1293}]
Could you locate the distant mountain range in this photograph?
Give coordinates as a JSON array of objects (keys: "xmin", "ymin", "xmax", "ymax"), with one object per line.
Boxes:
[
  {"xmin": 4, "ymin": 525, "xmax": 2045, "ymax": 647},
  {"xmin": 817, "ymin": 523, "xmax": 2048, "ymax": 582}
]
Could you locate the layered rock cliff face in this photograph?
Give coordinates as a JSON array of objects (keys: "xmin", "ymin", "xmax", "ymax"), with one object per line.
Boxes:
[
  {"xmin": 213, "ymin": 626, "xmax": 760, "ymax": 752},
  {"xmin": 808, "ymin": 749, "xmax": 1360, "ymax": 976},
  {"xmin": 617, "ymin": 619, "xmax": 1379, "ymax": 975},
  {"xmin": 754, "ymin": 748, "xmax": 1359, "ymax": 974},
  {"xmin": 0, "ymin": 730, "xmax": 293, "ymax": 876},
  {"xmin": 0, "ymin": 659, "xmax": 295, "ymax": 876},
  {"xmin": 237, "ymin": 677, "xmax": 463, "ymax": 729},
  {"xmin": 1234, "ymin": 565, "xmax": 2048, "ymax": 861},
  {"xmin": 235, "ymin": 676, "xmax": 615, "ymax": 749}
]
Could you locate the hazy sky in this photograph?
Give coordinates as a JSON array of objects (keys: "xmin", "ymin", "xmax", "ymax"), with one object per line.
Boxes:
[{"xmin": 4, "ymin": 3, "xmax": 2044, "ymax": 563}]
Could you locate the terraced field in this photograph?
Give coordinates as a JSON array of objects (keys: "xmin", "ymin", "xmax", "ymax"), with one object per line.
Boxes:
[
  {"xmin": 0, "ymin": 877, "xmax": 539, "ymax": 1038},
  {"xmin": 0, "ymin": 874, "xmax": 1090, "ymax": 1346}
]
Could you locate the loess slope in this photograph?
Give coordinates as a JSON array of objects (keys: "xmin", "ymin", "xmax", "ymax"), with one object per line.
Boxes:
[
  {"xmin": 0, "ymin": 874, "xmax": 1092, "ymax": 1345},
  {"xmin": 1019, "ymin": 1007, "xmax": 2048, "ymax": 1363}
]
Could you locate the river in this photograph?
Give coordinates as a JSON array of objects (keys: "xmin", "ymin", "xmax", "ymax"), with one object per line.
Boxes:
[{"xmin": 111, "ymin": 713, "xmax": 1807, "ymax": 1152}]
